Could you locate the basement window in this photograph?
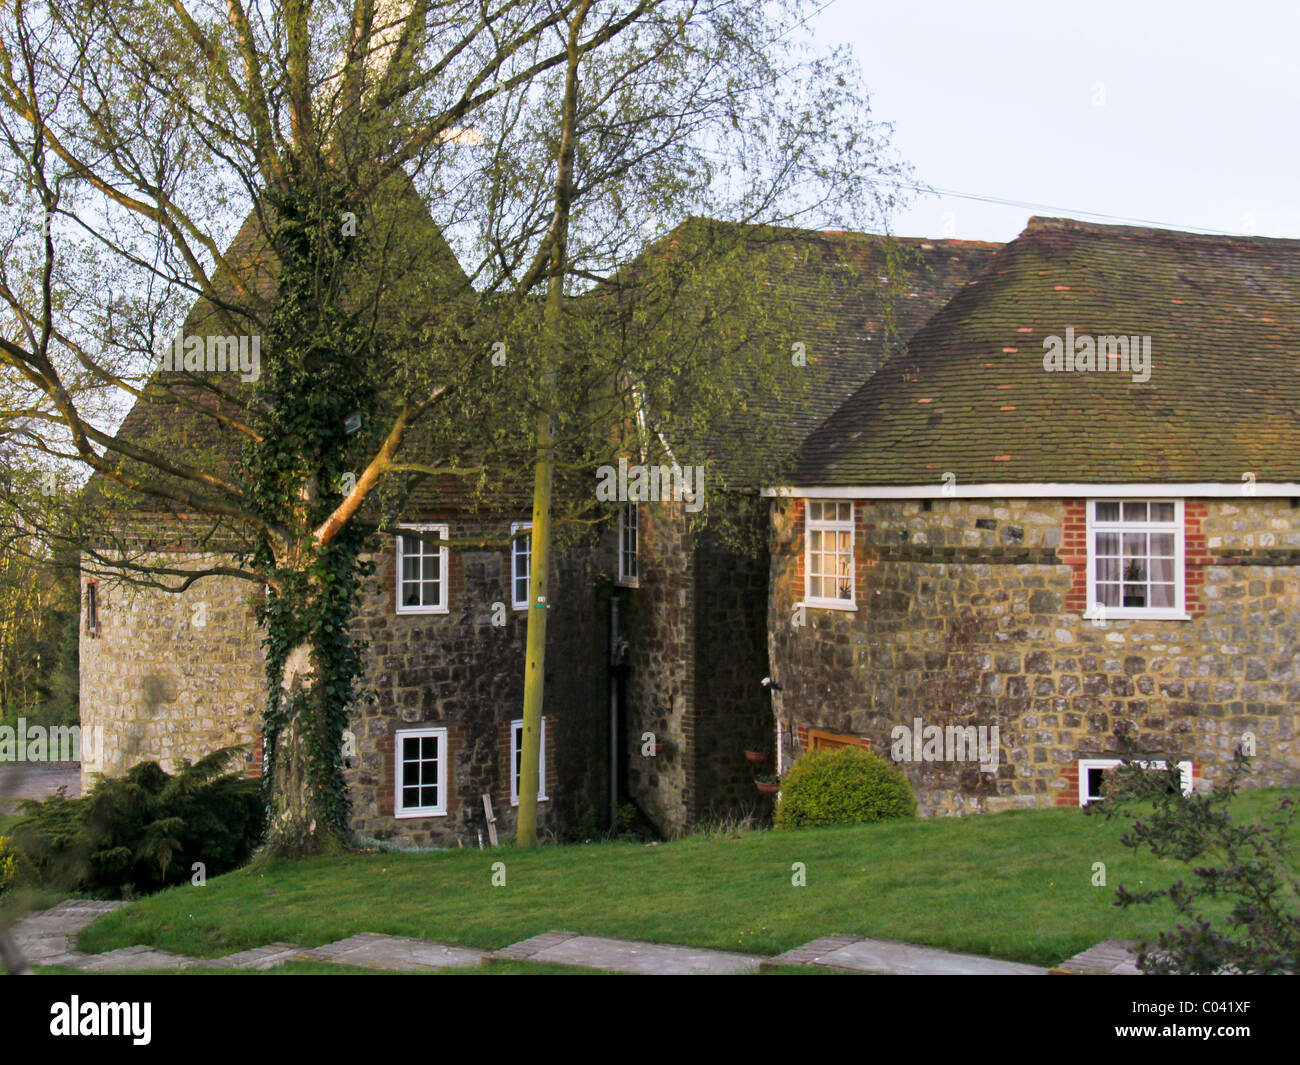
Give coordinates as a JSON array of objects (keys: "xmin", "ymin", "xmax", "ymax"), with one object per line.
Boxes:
[
  {"xmin": 617, "ymin": 503, "xmax": 638, "ymax": 586},
  {"xmin": 84, "ymin": 580, "xmax": 99, "ymax": 636},
  {"xmin": 395, "ymin": 727, "xmax": 448, "ymax": 817},
  {"xmin": 1084, "ymin": 500, "xmax": 1185, "ymax": 620},
  {"xmin": 805, "ymin": 500, "xmax": 855, "ymax": 608},
  {"xmin": 807, "ymin": 728, "xmax": 870, "ymax": 753},
  {"xmin": 510, "ymin": 716, "xmax": 549, "ymax": 806},
  {"xmin": 512, "ymin": 522, "xmax": 532, "ymax": 610},
  {"xmin": 1077, "ymin": 758, "xmax": 1192, "ymax": 806},
  {"xmin": 396, "ymin": 524, "xmax": 449, "ymax": 614}
]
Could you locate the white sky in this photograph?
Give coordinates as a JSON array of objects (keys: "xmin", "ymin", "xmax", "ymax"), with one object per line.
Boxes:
[{"xmin": 811, "ymin": 0, "xmax": 1300, "ymax": 242}]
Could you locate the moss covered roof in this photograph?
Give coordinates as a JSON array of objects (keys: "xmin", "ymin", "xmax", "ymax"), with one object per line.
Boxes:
[{"xmin": 789, "ymin": 216, "xmax": 1300, "ymax": 487}]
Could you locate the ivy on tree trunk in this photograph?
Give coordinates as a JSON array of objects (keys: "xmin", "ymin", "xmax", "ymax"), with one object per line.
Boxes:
[{"xmin": 249, "ymin": 173, "xmax": 377, "ymax": 857}]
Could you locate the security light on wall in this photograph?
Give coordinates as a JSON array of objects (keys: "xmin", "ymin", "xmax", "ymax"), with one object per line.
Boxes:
[{"xmin": 344, "ymin": 411, "xmax": 364, "ymax": 435}]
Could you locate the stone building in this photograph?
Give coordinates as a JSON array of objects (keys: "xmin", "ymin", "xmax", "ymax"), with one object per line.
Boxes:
[
  {"xmin": 767, "ymin": 217, "xmax": 1300, "ymax": 814},
  {"xmin": 78, "ymin": 202, "xmax": 998, "ymax": 843}
]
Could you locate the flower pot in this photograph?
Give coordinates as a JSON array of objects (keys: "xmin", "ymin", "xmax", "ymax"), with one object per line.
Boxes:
[
  {"xmin": 744, "ymin": 750, "xmax": 767, "ymax": 764},
  {"xmin": 755, "ymin": 780, "xmax": 779, "ymax": 795}
]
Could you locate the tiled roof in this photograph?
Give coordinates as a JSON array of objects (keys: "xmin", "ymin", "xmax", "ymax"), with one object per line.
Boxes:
[
  {"xmin": 790, "ymin": 216, "xmax": 1300, "ymax": 487},
  {"xmin": 635, "ymin": 218, "xmax": 999, "ymax": 485}
]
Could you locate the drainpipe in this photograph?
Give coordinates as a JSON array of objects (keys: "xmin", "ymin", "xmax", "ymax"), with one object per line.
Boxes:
[{"xmin": 610, "ymin": 594, "xmax": 620, "ymax": 827}]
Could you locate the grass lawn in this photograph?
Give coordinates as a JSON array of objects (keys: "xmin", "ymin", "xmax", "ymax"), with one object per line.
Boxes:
[{"xmin": 79, "ymin": 788, "xmax": 1299, "ymax": 968}]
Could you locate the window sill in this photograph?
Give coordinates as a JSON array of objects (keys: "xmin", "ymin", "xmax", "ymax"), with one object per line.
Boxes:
[
  {"xmin": 801, "ymin": 598, "xmax": 858, "ymax": 612},
  {"xmin": 1083, "ymin": 609, "xmax": 1190, "ymax": 621},
  {"xmin": 394, "ymin": 808, "xmax": 448, "ymax": 819},
  {"xmin": 615, "ymin": 579, "xmax": 639, "ymax": 589},
  {"xmin": 396, "ymin": 605, "xmax": 451, "ymax": 616},
  {"xmin": 510, "ymin": 796, "xmax": 550, "ymax": 807}
]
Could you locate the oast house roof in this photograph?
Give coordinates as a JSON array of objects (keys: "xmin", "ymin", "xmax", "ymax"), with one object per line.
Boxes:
[
  {"xmin": 787, "ymin": 216, "xmax": 1300, "ymax": 488},
  {"xmin": 628, "ymin": 217, "xmax": 999, "ymax": 485}
]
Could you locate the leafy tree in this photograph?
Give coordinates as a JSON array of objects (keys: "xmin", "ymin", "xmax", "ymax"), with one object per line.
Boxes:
[{"xmin": 0, "ymin": 1, "xmax": 906, "ymax": 854}]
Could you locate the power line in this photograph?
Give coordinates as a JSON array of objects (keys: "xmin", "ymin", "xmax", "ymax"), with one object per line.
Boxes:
[{"xmin": 899, "ymin": 182, "xmax": 1253, "ymax": 236}]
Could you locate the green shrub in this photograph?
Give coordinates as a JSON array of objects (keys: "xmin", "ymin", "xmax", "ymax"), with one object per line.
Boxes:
[
  {"xmin": 10, "ymin": 747, "xmax": 263, "ymax": 897},
  {"xmin": 774, "ymin": 747, "xmax": 916, "ymax": 829},
  {"xmin": 0, "ymin": 835, "xmax": 36, "ymax": 895}
]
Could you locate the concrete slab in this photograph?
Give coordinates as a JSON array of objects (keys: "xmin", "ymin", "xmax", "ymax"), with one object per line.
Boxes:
[
  {"xmin": 769, "ymin": 935, "xmax": 1047, "ymax": 975},
  {"xmin": 207, "ymin": 944, "xmax": 307, "ymax": 971},
  {"xmin": 303, "ymin": 933, "xmax": 485, "ymax": 971},
  {"xmin": 500, "ymin": 933, "xmax": 763, "ymax": 975},
  {"xmin": 1051, "ymin": 938, "xmax": 1143, "ymax": 975},
  {"xmin": 11, "ymin": 899, "xmax": 127, "ymax": 966},
  {"xmin": 73, "ymin": 946, "xmax": 197, "ymax": 972}
]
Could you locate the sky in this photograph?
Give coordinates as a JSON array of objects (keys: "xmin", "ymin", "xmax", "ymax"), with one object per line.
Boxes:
[{"xmin": 809, "ymin": 0, "xmax": 1300, "ymax": 243}]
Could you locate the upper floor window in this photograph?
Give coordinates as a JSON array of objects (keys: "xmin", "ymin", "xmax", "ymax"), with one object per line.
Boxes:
[
  {"xmin": 1085, "ymin": 500, "xmax": 1184, "ymax": 619},
  {"xmin": 617, "ymin": 503, "xmax": 638, "ymax": 586},
  {"xmin": 512, "ymin": 522, "xmax": 532, "ymax": 609},
  {"xmin": 805, "ymin": 500, "xmax": 855, "ymax": 608},
  {"xmin": 396, "ymin": 524, "xmax": 449, "ymax": 614}
]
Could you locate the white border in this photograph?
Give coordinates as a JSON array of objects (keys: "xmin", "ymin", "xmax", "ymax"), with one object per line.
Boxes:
[
  {"xmin": 1084, "ymin": 499, "xmax": 1187, "ymax": 620},
  {"xmin": 394, "ymin": 726, "xmax": 449, "ymax": 818},
  {"xmin": 511, "ymin": 521, "xmax": 532, "ymax": 610},
  {"xmin": 616, "ymin": 503, "xmax": 639, "ymax": 587},
  {"xmin": 763, "ymin": 482, "xmax": 1300, "ymax": 499},
  {"xmin": 510, "ymin": 716, "xmax": 549, "ymax": 806},
  {"xmin": 804, "ymin": 499, "xmax": 857, "ymax": 608},
  {"xmin": 395, "ymin": 523, "xmax": 450, "ymax": 615},
  {"xmin": 1078, "ymin": 758, "xmax": 1193, "ymax": 806}
]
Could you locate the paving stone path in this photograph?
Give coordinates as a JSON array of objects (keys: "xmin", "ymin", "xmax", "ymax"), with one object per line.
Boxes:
[
  {"xmin": 767, "ymin": 934, "xmax": 1048, "ymax": 975},
  {"xmin": 1050, "ymin": 938, "xmax": 1142, "ymax": 975},
  {"xmin": 7, "ymin": 900, "xmax": 1122, "ymax": 975}
]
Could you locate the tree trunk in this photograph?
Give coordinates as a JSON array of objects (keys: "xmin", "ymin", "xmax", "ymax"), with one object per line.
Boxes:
[{"xmin": 516, "ymin": 2, "xmax": 587, "ymax": 847}]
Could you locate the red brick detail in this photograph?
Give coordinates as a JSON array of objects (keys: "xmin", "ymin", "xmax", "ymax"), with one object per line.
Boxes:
[
  {"xmin": 1183, "ymin": 503, "xmax": 1208, "ymax": 618},
  {"xmin": 1060, "ymin": 500, "xmax": 1090, "ymax": 614},
  {"xmin": 1055, "ymin": 762, "xmax": 1080, "ymax": 807}
]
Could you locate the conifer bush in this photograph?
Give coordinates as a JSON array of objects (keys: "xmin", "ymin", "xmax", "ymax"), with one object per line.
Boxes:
[
  {"xmin": 9, "ymin": 747, "xmax": 263, "ymax": 897},
  {"xmin": 774, "ymin": 746, "xmax": 916, "ymax": 828}
]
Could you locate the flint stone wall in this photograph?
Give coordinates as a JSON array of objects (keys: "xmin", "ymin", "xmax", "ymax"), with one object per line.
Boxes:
[{"xmin": 769, "ymin": 497, "xmax": 1300, "ymax": 815}]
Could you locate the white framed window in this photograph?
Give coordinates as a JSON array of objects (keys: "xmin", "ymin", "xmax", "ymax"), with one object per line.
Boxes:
[
  {"xmin": 617, "ymin": 503, "xmax": 638, "ymax": 586},
  {"xmin": 1085, "ymin": 500, "xmax": 1185, "ymax": 620},
  {"xmin": 510, "ymin": 717, "xmax": 548, "ymax": 806},
  {"xmin": 395, "ymin": 727, "xmax": 448, "ymax": 817},
  {"xmin": 396, "ymin": 524, "xmax": 449, "ymax": 614},
  {"xmin": 511, "ymin": 522, "xmax": 532, "ymax": 610},
  {"xmin": 1078, "ymin": 758, "xmax": 1193, "ymax": 806},
  {"xmin": 804, "ymin": 500, "xmax": 855, "ymax": 608}
]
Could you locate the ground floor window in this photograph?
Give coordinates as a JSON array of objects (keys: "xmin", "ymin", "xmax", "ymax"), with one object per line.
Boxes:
[
  {"xmin": 395, "ymin": 727, "xmax": 447, "ymax": 817},
  {"xmin": 1078, "ymin": 757, "xmax": 1192, "ymax": 806},
  {"xmin": 510, "ymin": 716, "xmax": 548, "ymax": 806}
]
